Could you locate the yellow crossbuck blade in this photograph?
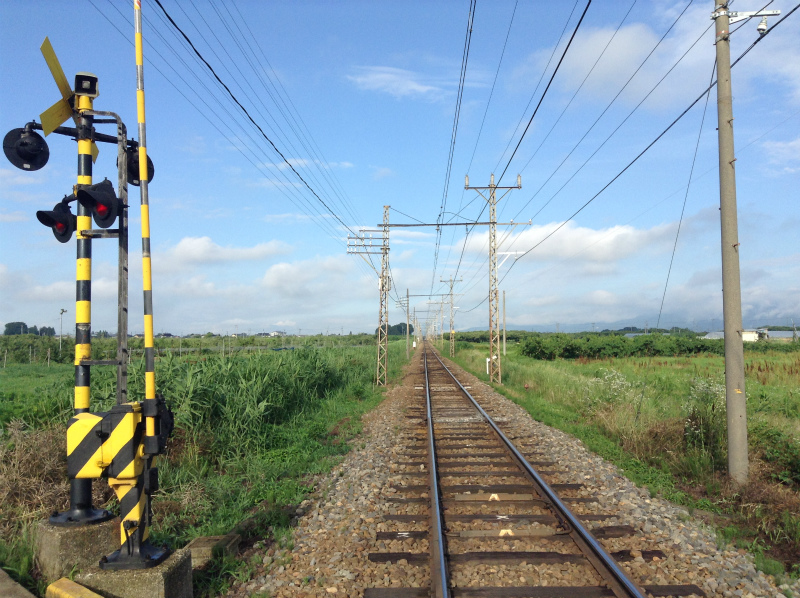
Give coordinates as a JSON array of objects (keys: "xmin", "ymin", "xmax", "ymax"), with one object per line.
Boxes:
[{"xmin": 39, "ymin": 37, "xmax": 99, "ymax": 162}]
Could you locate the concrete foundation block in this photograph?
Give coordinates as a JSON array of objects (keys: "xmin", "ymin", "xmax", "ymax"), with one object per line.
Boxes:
[
  {"xmin": 184, "ymin": 533, "xmax": 241, "ymax": 569},
  {"xmin": 0, "ymin": 569, "xmax": 36, "ymax": 598},
  {"xmin": 36, "ymin": 519, "xmax": 119, "ymax": 584},
  {"xmin": 74, "ymin": 548, "xmax": 192, "ymax": 598}
]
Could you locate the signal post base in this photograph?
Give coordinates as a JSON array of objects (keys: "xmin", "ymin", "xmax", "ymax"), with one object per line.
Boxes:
[
  {"xmin": 75, "ymin": 547, "xmax": 192, "ymax": 598},
  {"xmin": 36, "ymin": 519, "xmax": 118, "ymax": 584}
]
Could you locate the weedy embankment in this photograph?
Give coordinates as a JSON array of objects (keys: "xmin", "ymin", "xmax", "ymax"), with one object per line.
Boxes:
[
  {"xmin": 0, "ymin": 340, "xmax": 405, "ymax": 596},
  {"xmin": 451, "ymin": 340, "xmax": 800, "ymax": 585}
]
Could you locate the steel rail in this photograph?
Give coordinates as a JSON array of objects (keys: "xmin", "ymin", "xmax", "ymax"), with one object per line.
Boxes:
[
  {"xmin": 423, "ymin": 349, "xmax": 451, "ymax": 598},
  {"xmin": 428, "ymin": 346, "xmax": 646, "ymax": 598}
]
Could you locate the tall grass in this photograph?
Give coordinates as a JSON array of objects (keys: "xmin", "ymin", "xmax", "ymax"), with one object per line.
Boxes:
[
  {"xmin": 452, "ymin": 343, "xmax": 800, "ymax": 580},
  {"xmin": 1, "ymin": 339, "xmax": 407, "ymax": 595}
]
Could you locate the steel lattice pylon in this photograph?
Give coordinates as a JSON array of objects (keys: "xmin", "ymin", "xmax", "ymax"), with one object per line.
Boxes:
[
  {"xmin": 465, "ymin": 174, "xmax": 521, "ymax": 385},
  {"xmin": 440, "ymin": 276, "xmax": 461, "ymax": 359},
  {"xmin": 376, "ymin": 205, "xmax": 390, "ymax": 386},
  {"xmin": 488, "ymin": 179, "xmax": 500, "ymax": 384},
  {"xmin": 346, "ymin": 206, "xmax": 391, "ymax": 386}
]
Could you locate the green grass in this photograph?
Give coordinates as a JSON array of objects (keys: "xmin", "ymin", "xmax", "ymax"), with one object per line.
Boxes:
[
  {"xmin": 0, "ymin": 338, "xmax": 408, "ymax": 596},
  {"xmin": 0, "ymin": 364, "xmax": 72, "ymax": 426},
  {"xmin": 451, "ymin": 342, "xmax": 800, "ymax": 579}
]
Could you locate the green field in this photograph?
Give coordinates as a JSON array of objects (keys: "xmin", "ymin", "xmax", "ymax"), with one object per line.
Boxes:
[
  {"xmin": 449, "ymin": 339, "xmax": 800, "ymax": 583},
  {"xmin": 0, "ymin": 337, "xmax": 407, "ymax": 596}
]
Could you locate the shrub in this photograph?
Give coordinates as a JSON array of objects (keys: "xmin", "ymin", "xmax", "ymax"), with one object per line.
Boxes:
[{"xmin": 683, "ymin": 378, "xmax": 727, "ymax": 469}]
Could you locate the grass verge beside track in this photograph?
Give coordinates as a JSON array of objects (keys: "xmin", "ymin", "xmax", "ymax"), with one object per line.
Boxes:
[
  {"xmin": 0, "ymin": 339, "xmax": 407, "ymax": 597},
  {"xmin": 447, "ymin": 340, "xmax": 800, "ymax": 587}
]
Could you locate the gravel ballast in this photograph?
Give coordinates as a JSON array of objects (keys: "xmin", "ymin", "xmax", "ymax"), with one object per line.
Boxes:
[{"xmin": 227, "ymin": 351, "xmax": 798, "ymax": 598}]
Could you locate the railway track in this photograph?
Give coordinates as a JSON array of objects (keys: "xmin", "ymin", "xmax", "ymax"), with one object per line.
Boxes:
[{"xmin": 364, "ymin": 342, "xmax": 706, "ymax": 598}]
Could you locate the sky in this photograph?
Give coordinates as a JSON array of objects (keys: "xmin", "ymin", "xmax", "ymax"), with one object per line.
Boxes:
[{"xmin": 1, "ymin": 0, "xmax": 798, "ymax": 337}]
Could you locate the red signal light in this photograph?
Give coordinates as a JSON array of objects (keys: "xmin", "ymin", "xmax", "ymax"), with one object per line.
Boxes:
[
  {"xmin": 76, "ymin": 179, "xmax": 120, "ymax": 228},
  {"xmin": 36, "ymin": 198, "xmax": 76, "ymax": 243}
]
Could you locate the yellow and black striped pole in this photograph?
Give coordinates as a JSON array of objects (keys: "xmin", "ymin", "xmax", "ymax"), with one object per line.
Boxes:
[
  {"xmin": 135, "ymin": 0, "xmax": 158, "ymax": 458},
  {"xmin": 96, "ymin": 0, "xmax": 170, "ymax": 569},
  {"xmin": 52, "ymin": 90, "xmax": 113, "ymax": 525}
]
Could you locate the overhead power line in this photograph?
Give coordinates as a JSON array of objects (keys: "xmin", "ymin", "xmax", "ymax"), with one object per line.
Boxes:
[
  {"xmin": 502, "ymin": 2, "xmax": 799, "ymax": 279},
  {"xmin": 431, "ymin": 0, "xmax": 477, "ymax": 295},
  {"xmin": 656, "ymin": 60, "xmax": 716, "ymax": 329},
  {"xmin": 463, "ymin": 2, "xmax": 799, "ymax": 313},
  {"xmin": 497, "ymin": 0, "xmax": 592, "ymax": 184},
  {"xmin": 151, "ymin": 0, "xmax": 356, "ymax": 235}
]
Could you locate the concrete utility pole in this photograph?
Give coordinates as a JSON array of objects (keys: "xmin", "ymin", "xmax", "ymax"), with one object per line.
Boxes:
[
  {"xmin": 406, "ymin": 289, "xmax": 410, "ymax": 359},
  {"xmin": 503, "ymin": 290, "xmax": 507, "ymax": 357},
  {"xmin": 395, "ymin": 291, "xmax": 410, "ymax": 360},
  {"xmin": 59, "ymin": 308, "xmax": 67, "ymax": 353},
  {"xmin": 465, "ymin": 173, "xmax": 522, "ymax": 384},
  {"xmin": 710, "ymin": 2, "xmax": 777, "ymax": 485}
]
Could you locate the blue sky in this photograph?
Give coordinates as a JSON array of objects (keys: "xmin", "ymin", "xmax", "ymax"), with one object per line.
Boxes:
[{"xmin": 1, "ymin": 0, "xmax": 798, "ymax": 336}]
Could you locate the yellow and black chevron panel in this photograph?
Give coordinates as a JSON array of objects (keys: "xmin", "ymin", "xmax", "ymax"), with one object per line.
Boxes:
[
  {"xmin": 110, "ymin": 475, "xmax": 146, "ymax": 547},
  {"xmin": 66, "ymin": 403, "xmax": 144, "ymax": 480}
]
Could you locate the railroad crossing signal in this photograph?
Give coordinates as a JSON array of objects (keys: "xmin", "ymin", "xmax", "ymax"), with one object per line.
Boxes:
[
  {"xmin": 39, "ymin": 37, "xmax": 99, "ymax": 160},
  {"xmin": 125, "ymin": 147, "xmax": 155, "ymax": 186},
  {"xmin": 36, "ymin": 197, "xmax": 76, "ymax": 243},
  {"xmin": 77, "ymin": 179, "xmax": 122, "ymax": 228},
  {"xmin": 2, "ymin": 127, "xmax": 49, "ymax": 170},
  {"xmin": 4, "ymin": 35, "xmax": 172, "ymax": 572}
]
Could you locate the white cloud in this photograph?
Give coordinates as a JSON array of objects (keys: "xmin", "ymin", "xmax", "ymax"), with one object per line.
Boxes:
[
  {"xmin": 762, "ymin": 137, "xmax": 800, "ymax": 173},
  {"xmin": 0, "ymin": 211, "xmax": 27, "ymax": 223},
  {"xmin": 1, "ymin": 168, "xmax": 41, "ymax": 187},
  {"xmin": 263, "ymin": 213, "xmax": 313, "ymax": 223},
  {"xmin": 160, "ymin": 237, "xmax": 291, "ymax": 268},
  {"xmin": 348, "ymin": 66, "xmax": 443, "ymax": 100},
  {"xmin": 371, "ymin": 166, "xmax": 394, "ymax": 180},
  {"xmin": 463, "ymin": 220, "xmax": 676, "ymax": 263}
]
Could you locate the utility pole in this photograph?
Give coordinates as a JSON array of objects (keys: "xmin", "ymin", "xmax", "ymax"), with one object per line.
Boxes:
[
  {"xmin": 395, "ymin": 291, "xmax": 410, "ymax": 360},
  {"xmin": 383, "ymin": 209, "xmax": 527, "ymax": 376},
  {"xmin": 406, "ymin": 289, "xmax": 410, "ymax": 359},
  {"xmin": 710, "ymin": 3, "xmax": 777, "ymax": 485},
  {"xmin": 440, "ymin": 303, "xmax": 444, "ymax": 348},
  {"xmin": 59, "ymin": 308, "xmax": 67, "ymax": 354},
  {"xmin": 440, "ymin": 276, "xmax": 462, "ymax": 358},
  {"xmin": 347, "ymin": 206, "xmax": 391, "ymax": 386},
  {"xmin": 503, "ymin": 290, "xmax": 507, "ymax": 356},
  {"xmin": 465, "ymin": 174, "xmax": 521, "ymax": 384},
  {"xmin": 377, "ymin": 206, "xmax": 390, "ymax": 386}
]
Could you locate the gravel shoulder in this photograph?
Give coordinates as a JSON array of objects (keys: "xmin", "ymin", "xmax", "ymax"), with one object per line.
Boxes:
[{"xmin": 226, "ymin": 350, "xmax": 798, "ymax": 598}]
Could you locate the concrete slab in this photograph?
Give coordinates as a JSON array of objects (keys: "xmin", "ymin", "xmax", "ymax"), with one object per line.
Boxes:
[
  {"xmin": 0, "ymin": 569, "xmax": 36, "ymax": 598},
  {"xmin": 74, "ymin": 547, "xmax": 192, "ymax": 598},
  {"xmin": 46, "ymin": 578, "xmax": 103, "ymax": 597},
  {"xmin": 184, "ymin": 533, "xmax": 240, "ymax": 569},
  {"xmin": 36, "ymin": 519, "xmax": 119, "ymax": 584}
]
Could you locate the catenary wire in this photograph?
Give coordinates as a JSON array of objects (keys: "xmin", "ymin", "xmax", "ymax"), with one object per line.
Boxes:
[
  {"xmin": 430, "ymin": 0, "xmax": 477, "ymax": 294},
  {"xmin": 462, "ymin": 3, "xmax": 799, "ymax": 313},
  {"xmin": 497, "ymin": 0, "xmax": 592, "ymax": 185},
  {"xmin": 151, "ymin": 0, "xmax": 358, "ymax": 236},
  {"xmin": 656, "ymin": 60, "xmax": 716, "ymax": 329}
]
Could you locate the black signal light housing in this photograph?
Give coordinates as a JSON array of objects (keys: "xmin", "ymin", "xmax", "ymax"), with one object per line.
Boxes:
[
  {"xmin": 77, "ymin": 178, "xmax": 121, "ymax": 229},
  {"xmin": 36, "ymin": 198, "xmax": 76, "ymax": 243}
]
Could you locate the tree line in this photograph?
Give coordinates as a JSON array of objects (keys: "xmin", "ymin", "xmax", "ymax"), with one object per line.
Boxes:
[
  {"xmin": 374, "ymin": 323, "xmax": 414, "ymax": 336},
  {"xmin": 519, "ymin": 332, "xmax": 799, "ymax": 360},
  {"xmin": 3, "ymin": 322, "xmax": 56, "ymax": 336}
]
